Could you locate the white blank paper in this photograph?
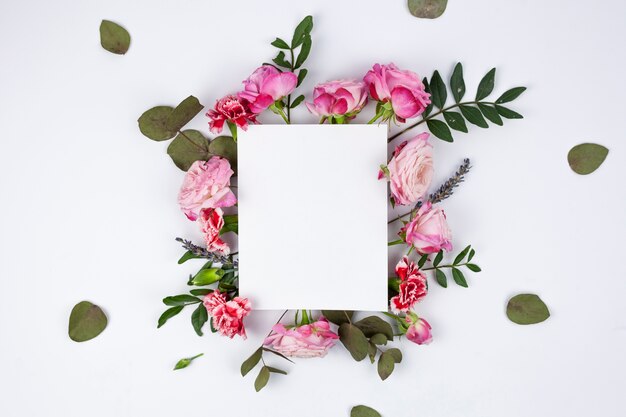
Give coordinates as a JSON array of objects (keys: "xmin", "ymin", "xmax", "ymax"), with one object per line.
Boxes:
[{"xmin": 237, "ymin": 124, "xmax": 388, "ymax": 310}]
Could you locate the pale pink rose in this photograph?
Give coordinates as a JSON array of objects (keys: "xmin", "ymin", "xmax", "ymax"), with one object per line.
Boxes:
[
  {"xmin": 405, "ymin": 316, "xmax": 432, "ymax": 345},
  {"xmin": 238, "ymin": 65, "xmax": 298, "ymax": 114},
  {"xmin": 383, "ymin": 132, "xmax": 433, "ymax": 205},
  {"xmin": 206, "ymin": 95, "xmax": 256, "ymax": 134},
  {"xmin": 203, "ymin": 290, "xmax": 251, "ymax": 339},
  {"xmin": 198, "ymin": 208, "xmax": 230, "ymax": 255},
  {"xmin": 363, "ymin": 63, "xmax": 431, "ymax": 122},
  {"xmin": 390, "ymin": 256, "xmax": 428, "ymax": 313},
  {"xmin": 401, "ymin": 201, "xmax": 452, "ymax": 254},
  {"xmin": 305, "ymin": 80, "xmax": 368, "ymax": 121},
  {"xmin": 178, "ymin": 157, "xmax": 237, "ymax": 221},
  {"xmin": 263, "ymin": 317, "xmax": 339, "ymax": 358}
]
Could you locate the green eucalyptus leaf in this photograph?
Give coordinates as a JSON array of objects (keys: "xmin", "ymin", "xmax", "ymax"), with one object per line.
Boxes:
[
  {"xmin": 173, "ymin": 353, "xmax": 203, "ymax": 370},
  {"xmin": 495, "ymin": 105, "xmax": 523, "ymax": 119},
  {"xmin": 351, "ymin": 405, "xmax": 382, "ymax": 417},
  {"xmin": 157, "ymin": 305, "xmax": 184, "ymax": 328},
  {"xmin": 138, "ymin": 106, "xmax": 176, "ymax": 141},
  {"xmin": 68, "ymin": 301, "xmax": 108, "ymax": 342},
  {"xmin": 241, "ymin": 347, "xmax": 262, "ymax": 377},
  {"xmin": 435, "ymin": 269, "xmax": 447, "ymax": 288},
  {"xmin": 567, "ymin": 143, "xmax": 609, "ymax": 175},
  {"xmin": 451, "ymin": 268, "xmax": 468, "ymax": 287},
  {"xmin": 387, "ymin": 347, "xmax": 403, "ymax": 363},
  {"xmin": 271, "ymin": 37, "xmax": 290, "ymax": 49},
  {"xmin": 496, "ymin": 87, "xmax": 526, "ymax": 104},
  {"xmin": 478, "ymin": 103, "xmax": 503, "ymax": 126},
  {"xmin": 429, "ymin": 70, "xmax": 447, "ymax": 109},
  {"xmin": 208, "ymin": 136, "xmax": 237, "ymax": 173},
  {"xmin": 407, "ymin": 0, "xmax": 448, "ymax": 19},
  {"xmin": 99, "ymin": 20, "xmax": 130, "ymax": 55},
  {"xmin": 459, "ymin": 105, "xmax": 488, "ymax": 128},
  {"xmin": 450, "ymin": 63, "xmax": 465, "ymax": 103},
  {"xmin": 191, "ymin": 303, "xmax": 208, "ymax": 336},
  {"xmin": 443, "ymin": 111, "xmax": 468, "ymax": 133},
  {"xmin": 167, "ymin": 129, "xmax": 210, "ymax": 171},
  {"xmin": 354, "ymin": 316, "xmax": 394, "ymax": 341},
  {"xmin": 339, "ymin": 323, "xmax": 369, "ymax": 361},
  {"xmin": 321, "ymin": 310, "xmax": 354, "ymax": 325},
  {"xmin": 266, "ymin": 366, "xmax": 287, "ymax": 375},
  {"xmin": 254, "ymin": 366, "xmax": 270, "ymax": 392},
  {"xmin": 427, "ymin": 119, "xmax": 453, "ymax": 142},
  {"xmin": 166, "ymin": 96, "xmax": 204, "ymax": 132},
  {"xmin": 476, "ymin": 68, "xmax": 496, "ymax": 100},
  {"xmin": 377, "ymin": 352, "xmax": 395, "ymax": 380},
  {"xmin": 263, "ymin": 347, "xmax": 295, "ymax": 363},
  {"xmin": 506, "ymin": 294, "xmax": 550, "ymax": 325},
  {"xmin": 370, "ymin": 333, "xmax": 388, "ymax": 346}
]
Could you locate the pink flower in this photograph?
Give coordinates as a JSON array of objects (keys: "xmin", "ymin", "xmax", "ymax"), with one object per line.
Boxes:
[
  {"xmin": 178, "ymin": 157, "xmax": 237, "ymax": 221},
  {"xmin": 207, "ymin": 95, "xmax": 257, "ymax": 134},
  {"xmin": 238, "ymin": 65, "xmax": 298, "ymax": 114},
  {"xmin": 305, "ymin": 80, "xmax": 368, "ymax": 122},
  {"xmin": 363, "ymin": 63, "xmax": 431, "ymax": 122},
  {"xmin": 381, "ymin": 133, "xmax": 433, "ymax": 206},
  {"xmin": 390, "ymin": 257, "xmax": 428, "ymax": 313},
  {"xmin": 401, "ymin": 201, "xmax": 452, "ymax": 254},
  {"xmin": 198, "ymin": 208, "xmax": 230, "ymax": 255},
  {"xmin": 405, "ymin": 316, "xmax": 432, "ymax": 345},
  {"xmin": 203, "ymin": 290, "xmax": 251, "ymax": 339},
  {"xmin": 263, "ymin": 317, "xmax": 339, "ymax": 358}
]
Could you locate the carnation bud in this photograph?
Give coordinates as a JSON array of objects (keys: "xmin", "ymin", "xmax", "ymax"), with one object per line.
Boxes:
[{"xmin": 191, "ymin": 268, "xmax": 224, "ymax": 286}]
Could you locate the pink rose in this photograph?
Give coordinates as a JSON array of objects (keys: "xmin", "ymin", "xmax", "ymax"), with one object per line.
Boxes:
[
  {"xmin": 238, "ymin": 65, "xmax": 298, "ymax": 114},
  {"xmin": 263, "ymin": 317, "xmax": 339, "ymax": 358},
  {"xmin": 178, "ymin": 157, "xmax": 237, "ymax": 221},
  {"xmin": 305, "ymin": 80, "xmax": 368, "ymax": 122},
  {"xmin": 198, "ymin": 208, "xmax": 230, "ymax": 255},
  {"xmin": 363, "ymin": 63, "xmax": 431, "ymax": 122},
  {"xmin": 206, "ymin": 95, "xmax": 256, "ymax": 134},
  {"xmin": 401, "ymin": 201, "xmax": 452, "ymax": 254},
  {"xmin": 390, "ymin": 256, "xmax": 428, "ymax": 313},
  {"xmin": 382, "ymin": 132, "xmax": 433, "ymax": 206},
  {"xmin": 203, "ymin": 290, "xmax": 251, "ymax": 339},
  {"xmin": 405, "ymin": 316, "xmax": 432, "ymax": 345}
]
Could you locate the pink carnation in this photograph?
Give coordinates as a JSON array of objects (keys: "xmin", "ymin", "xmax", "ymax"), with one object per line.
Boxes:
[
  {"xmin": 401, "ymin": 201, "xmax": 452, "ymax": 254},
  {"xmin": 198, "ymin": 208, "xmax": 230, "ymax": 255},
  {"xmin": 263, "ymin": 317, "xmax": 339, "ymax": 358},
  {"xmin": 178, "ymin": 157, "xmax": 237, "ymax": 221},
  {"xmin": 390, "ymin": 256, "xmax": 428, "ymax": 313},
  {"xmin": 207, "ymin": 95, "xmax": 256, "ymax": 134},
  {"xmin": 305, "ymin": 80, "xmax": 368, "ymax": 121},
  {"xmin": 203, "ymin": 290, "xmax": 251, "ymax": 339},
  {"xmin": 238, "ymin": 65, "xmax": 297, "ymax": 114}
]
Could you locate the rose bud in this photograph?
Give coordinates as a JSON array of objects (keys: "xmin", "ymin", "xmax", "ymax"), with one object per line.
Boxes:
[
  {"xmin": 405, "ymin": 314, "xmax": 433, "ymax": 345},
  {"xmin": 305, "ymin": 80, "xmax": 368, "ymax": 123}
]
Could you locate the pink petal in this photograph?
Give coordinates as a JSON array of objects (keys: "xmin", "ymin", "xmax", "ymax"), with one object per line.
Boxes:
[
  {"xmin": 391, "ymin": 86, "xmax": 419, "ymax": 119},
  {"xmin": 262, "ymin": 72, "xmax": 297, "ymax": 100}
]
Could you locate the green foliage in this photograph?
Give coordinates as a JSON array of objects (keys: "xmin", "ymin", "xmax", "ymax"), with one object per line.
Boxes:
[
  {"xmin": 241, "ymin": 347, "xmax": 262, "ymax": 376},
  {"xmin": 407, "ymin": 0, "xmax": 448, "ymax": 19},
  {"xmin": 351, "ymin": 405, "xmax": 382, "ymax": 417},
  {"xmin": 429, "ymin": 245, "xmax": 480, "ymax": 288},
  {"xmin": 567, "ymin": 143, "xmax": 609, "ymax": 175},
  {"xmin": 322, "ymin": 310, "xmax": 354, "ymax": 325},
  {"xmin": 68, "ymin": 301, "xmax": 108, "ymax": 342},
  {"xmin": 157, "ymin": 306, "xmax": 184, "ymax": 328},
  {"xmin": 339, "ymin": 323, "xmax": 369, "ymax": 361},
  {"xmin": 254, "ymin": 366, "xmax": 270, "ymax": 392},
  {"xmin": 209, "ymin": 136, "xmax": 238, "ymax": 173},
  {"xmin": 138, "ymin": 106, "xmax": 177, "ymax": 141},
  {"xmin": 354, "ymin": 316, "xmax": 394, "ymax": 341},
  {"xmin": 166, "ymin": 96, "xmax": 204, "ymax": 132},
  {"xmin": 191, "ymin": 303, "xmax": 209, "ymax": 336},
  {"xmin": 99, "ymin": 20, "xmax": 130, "ymax": 54},
  {"xmin": 167, "ymin": 130, "xmax": 210, "ymax": 171},
  {"xmin": 507, "ymin": 294, "xmax": 550, "ymax": 325}
]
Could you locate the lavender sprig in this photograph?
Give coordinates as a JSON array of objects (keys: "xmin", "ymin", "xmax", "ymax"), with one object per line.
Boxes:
[{"xmin": 175, "ymin": 237, "xmax": 238, "ymax": 268}]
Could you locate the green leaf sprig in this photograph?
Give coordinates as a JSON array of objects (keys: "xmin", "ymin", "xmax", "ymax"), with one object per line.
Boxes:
[{"xmin": 420, "ymin": 245, "xmax": 481, "ymax": 288}]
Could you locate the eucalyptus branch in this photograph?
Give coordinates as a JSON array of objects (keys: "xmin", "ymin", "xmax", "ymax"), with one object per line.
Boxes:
[{"xmin": 175, "ymin": 237, "xmax": 237, "ymax": 267}]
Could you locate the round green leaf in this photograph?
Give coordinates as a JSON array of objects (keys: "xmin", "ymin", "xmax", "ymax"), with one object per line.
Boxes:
[
  {"xmin": 166, "ymin": 96, "xmax": 204, "ymax": 132},
  {"xmin": 408, "ymin": 0, "xmax": 448, "ymax": 19},
  {"xmin": 567, "ymin": 143, "xmax": 609, "ymax": 175},
  {"xmin": 321, "ymin": 310, "xmax": 354, "ymax": 325},
  {"xmin": 354, "ymin": 316, "xmax": 394, "ymax": 341},
  {"xmin": 351, "ymin": 405, "xmax": 382, "ymax": 417},
  {"xmin": 138, "ymin": 106, "xmax": 176, "ymax": 141},
  {"xmin": 68, "ymin": 301, "xmax": 108, "ymax": 342},
  {"xmin": 506, "ymin": 294, "xmax": 550, "ymax": 325},
  {"xmin": 377, "ymin": 352, "xmax": 395, "ymax": 380},
  {"xmin": 208, "ymin": 136, "xmax": 238, "ymax": 174},
  {"xmin": 339, "ymin": 323, "xmax": 369, "ymax": 361},
  {"xmin": 99, "ymin": 20, "xmax": 130, "ymax": 55},
  {"xmin": 167, "ymin": 130, "xmax": 210, "ymax": 171}
]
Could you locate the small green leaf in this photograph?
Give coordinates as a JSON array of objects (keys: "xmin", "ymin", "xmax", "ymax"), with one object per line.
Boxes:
[
  {"xmin": 321, "ymin": 310, "xmax": 354, "ymax": 325},
  {"xmin": 339, "ymin": 323, "xmax": 369, "ymax": 361},
  {"xmin": 370, "ymin": 333, "xmax": 388, "ymax": 346},
  {"xmin": 167, "ymin": 130, "xmax": 210, "ymax": 171},
  {"xmin": 221, "ymin": 214, "xmax": 238, "ymax": 235},
  {"xmin": 263, "ymin": 347, "xmax": 295, "ymax": 363},
  {"xmin": 435, "ymin": 269, "xmax": 447, "ymax": 288},
  {"xmin": 271, "ymin": 37, "xmax": 290, "ymax": 49},
  {"xmin": 377, "ymin": 352, "xmax": 395, "ymax": 380},
  {"xmin": 387, "ymin": 348, "xmax": 402, "ymax": 363},
  {"xmin": 99, "ymin": 20, "xmax": 130, "ymax": 55},
  {"xmin": 297, "ymin": 69, "xmax": 308, "ymax": 87},
  {"xmin": 138, "ymin": 106, "xmax": 176, "ymax": 141},
  {"xmin": 451, "ymin": 268, "xmax": 468, "ymax": 287},
  {"xmin": 476, "ymin": 68, "xmax": 496, "ymax": 100},
  {"xmin": 157, "ymin": 306, "xmax": 184, "ymax": 328},
  {"xmin": 290, "ymin": 95, "xmax": 305, "ymax": 108},
  {"xmin": 495, "ymin": 105, "xmax": 523, "ymax": 119},
  {"xmin": 468, "ymin": 248, "xmax": 476, "ymax": 261},
  {"xmin": 295, "ymin": 35, "xmax": 312, "ymax": 68},
  {"xmin": 427, "ymin": 119, "xmax": 453, "ymax": 142},
  {"xmin": 173, "ymin": 353, "xmax": 203, "ymax": 370},
  {"xmin": 466, "ymin": 263, "xmax": 481, "ymax": 272},
  {"xmin": 443, "ymin": 111, "xmax": 468, "ymax": 133},
  {"xmin": 68, "ymin": 301, "xmax": 108, "ymax": 342},
  {"xmin": 162, "ymin": 295, "xmax": 200, "ymax": 306},
  {"xmin": 272, "ymin": 51, "xmax": 290, "ymax": 68},
  {"xmin": 453, "ymin": 245, "xmax": 471, "ymax": 265},
  {"xmin": 477, "ymin": 103, "xmax": 503, "ymax": 126},
  {"xmin": 191, "ymin": 303, "xmax": 208, "ymax": 336},
  {"xmin": 166, "ymin": 96, "xmax": 204, "ymax": 132},
  {"xmin": 266, "ymin": 367, "xmax": 287, "ymax": 375},
  {"xmin": 496, "ymin": 87, "xmax": 526, "ymax": 104},
  {"xmin": 208, "ymin": 136, "xmax": 237, "ymax": 173},
  {"xmin": 241, "ymin": 347, "xmax": 262, "ymax": 377},
  {"xmin": 291, "ymin": 15, "xmax": 313, "ymax": 48},
  {"xmin": 459, "ymin": 105, "xmax": 488, "ymax": 128},
  {"xmin": 351, "ymin": 405, "xmax": 382, "ymax": 417},
  {"xmin": 433, "ymin": 250, "xmax": 444, "ymax": 267},
  {"xmin": 418, "ymin": 253, "xmax": 429, "ymax": 268},
  {"xmin": 450, "ymin": 63, "xmax": 465, "ymax": 103},
  {"xmin": 407, "ymin": 0, "xmax": 448, "ymax": 19},
  {"xmin": 368, "ymin": 342, "xmax": 377, "ymax": 363},
  {"xmin": 178, "ymin": 250, "xmax": 200, "ymax": 264},
  {"xmin": 354, "ymin": 316, "xmax": 394, "ymax": 341},
  {"xmin": 254, "ymin": 366, "xmax": 270, "ymax": 392},
  {"xmin": 189, "ymin": 288, "xmax": 212, "ymax": 296},
  {"xmin": 429, "ymin": 70, "xmax": 447, "ymax": 109},
  {"xmin": 567, "ymin": 143, "xmax": 609, "ymax": 175},
  {"xmin": 506, "ymin": 294, "xmax": 550, "ymax": 325}
]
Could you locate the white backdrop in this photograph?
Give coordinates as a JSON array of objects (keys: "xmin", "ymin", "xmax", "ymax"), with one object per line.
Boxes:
[{"xmin": 1, "ymin": 1, "xmax": 625, "ymax": 416}]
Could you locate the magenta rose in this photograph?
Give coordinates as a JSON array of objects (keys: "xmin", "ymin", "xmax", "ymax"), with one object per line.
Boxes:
[
  {"xmin": 381, "ymin": 132, "xmax": 433, "ymax": 206},
  {"xmin": 203, "ymin": 290, "xmax": 251, "ymax": 339},
  {"xmin": 390, "ymin": 256, "xmax": 428, "ymax": 313},
  {"xmin": 198, "ymin": 208, "xmax": 230, "ymax": 255},
  {"xmin": 238, "ymin": 65, "xmax": 298, "ymax": 114},
  {"xmin": 263, "ymin": 317, "xmax": 339, "ymax": 358},
  {"xmin": 363, "ymin": 63, "xmax": 431, "ymax": 122},
  {"xmin": 178, "ymin": 157, "xmax": 237, "ymax": 221},
  {"xmin": 405, "ymin": 315, "xmax": 432, "ymax": 345},
  {"xmin": 206, "ymin": 95, "xmax": 256, "ymax": 134},
  {"xmin": 401, "ymin": 201, "xmax": 452, "ymax": 254},
  {"xmin": 305, "ymin": 80, "xmax": 368, "ymax": 123}
]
